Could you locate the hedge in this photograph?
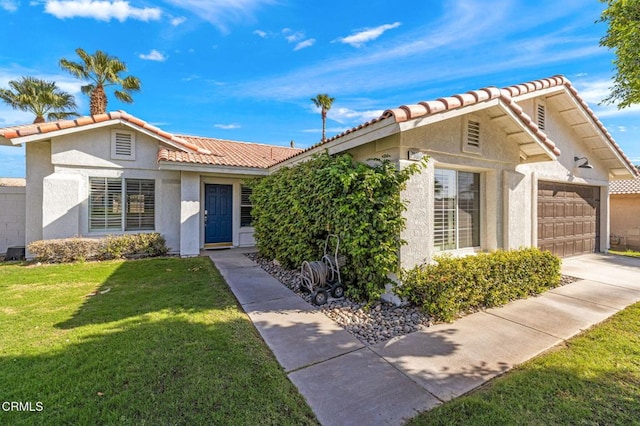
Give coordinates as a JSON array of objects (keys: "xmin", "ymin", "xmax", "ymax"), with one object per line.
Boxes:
[
  {"xmin": 27, "ymin": 233, "xmax": 168, "ymax": 263},
  {"xmin": 397, "ymin": 248, "xmax": 561, "ymax": 322},
  {"xmin": 250, "ymin": 151, "xmax": 426, "ymax": 301}
]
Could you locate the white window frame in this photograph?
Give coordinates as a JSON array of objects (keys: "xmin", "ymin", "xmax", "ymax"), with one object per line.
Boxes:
[
  {"xmin": 111, "ymin": 129, "xmax": 136, "ymax": 161},
  {"xmin": 433, "ymin": 168, "xmax": 481, "ymax": 252},
  {"xmin": 89, "ymin": 177, "xmax": 155, "ymax": 233},
  {"xmin": 240, "ymin": 185, "xmax": 254, "ymax": 228}
]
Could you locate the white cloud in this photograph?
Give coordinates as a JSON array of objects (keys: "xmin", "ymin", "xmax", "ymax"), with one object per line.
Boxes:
[
  {"xmin": 573, "ymin": 78, "xmax": 640, "ymax": 118},
  {"xmin": 294, "ymin": 38, "xmax": 315, "ymax": 51},
  {"xmin": 253, "ymin": 29, "xmax": 267, "ymax": 38},
  {"xmin": 162, "ymin": 0, "xmax": 276, "ymax": 33},
  {"xmin": 328, "ymin": 107, "xmax": 384, "ymax": 123},
  {"xmin": 214, "ymin": 123, "xmax": 240, "ymax": 129},
  {"xmin": 617, "ymin": 126, "xmax": 627, "ymax": 133},
  {"xmin": 283, "ymin": 28, "xmax": 304, "ymax": 43},
  {"xmin": 336, "ymin": 22, "xmax": 401, "ymax": 48},
  {"xmin": 301, "ymin": 127, "xmax": 350, "ymax": 134},
  {"xmin": 139, "ymin": 49, "xmax": 167, "ymax": 62},
  {"xmin": 170, "ymin": 16, "xmax": 186, "ymax": 26},
  {"xmin": 44, "ymin": 0, "xmax": 162, "ymax": 22},
  {"xmin": 0, "ymin": 0, "xmax": 19, "ymax": 12}
]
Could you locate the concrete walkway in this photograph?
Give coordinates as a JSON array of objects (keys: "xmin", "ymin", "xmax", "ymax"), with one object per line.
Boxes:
[{"xmin": 206, "ymin": 249, "xmax": 640, "ymax": 425}]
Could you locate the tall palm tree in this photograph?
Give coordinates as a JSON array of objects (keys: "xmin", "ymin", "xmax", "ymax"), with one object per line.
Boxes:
[
  {"xmin": 59, "ymin": 48, "xmax": 141, "ymax": 115},
  {"xmin": 311, "ymin": 93, "xmax": 335, "ymax": 142},
  {"xmin": 0, "ymin": 76, "xmax": 79, "ymax": 124}
]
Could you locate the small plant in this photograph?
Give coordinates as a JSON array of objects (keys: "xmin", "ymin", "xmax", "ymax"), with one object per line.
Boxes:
[
  {"xmin": 398, "ymin": 248, "xmax": 561, "ymax": 322},
  {"xmin": 28, "ymin": 233, "xmax": 168, "ymax": 263}
]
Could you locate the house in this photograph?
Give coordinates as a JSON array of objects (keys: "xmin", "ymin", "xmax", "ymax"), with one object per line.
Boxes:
[
  {"xmin": 274, "ymin": 75, "xmax": 637, "ymax": 267},
  {"xmin": 0, "ymin": 111, "xmax": 301, "ymax": 256},
  {"xmin": 0, "ymin": 75, "xmax": 636, "ymax": 266},
  {"xmin": 609, "ymin": 174, "xmax": 640, "ymax": 251}
]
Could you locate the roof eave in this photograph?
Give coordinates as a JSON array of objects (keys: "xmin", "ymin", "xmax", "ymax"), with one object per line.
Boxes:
[
  {"xmin": 158, "ymin": 160, "xmax": 268, "ymax": 176},
  {"xmin": 270, "ymin": 117, "xmax": 399, "ymax": 171}
]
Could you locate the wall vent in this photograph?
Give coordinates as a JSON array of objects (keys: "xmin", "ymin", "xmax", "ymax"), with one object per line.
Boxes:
[
  {"xmin": 467, "ymin": 120, "xmax": 481, "ymax": 147},
  {"xmin": 111, "ymin": 130, "xmax": 135, "ymax": 160}
]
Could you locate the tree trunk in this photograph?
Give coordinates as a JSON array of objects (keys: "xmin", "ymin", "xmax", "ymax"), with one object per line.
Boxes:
[
  {"xmin": 90, "ymin": 85, "xmax": 108, "ymax": 115},
  {"xmin": 33, "ymin": 116, "xmax": 45, "ymax": 124},
  {"xmin": 321, "ymin": 109, "xmax": 327, "ymax": 142}
]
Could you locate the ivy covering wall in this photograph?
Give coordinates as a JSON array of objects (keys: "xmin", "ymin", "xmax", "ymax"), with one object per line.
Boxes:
[{"xmin": 249, "ymin": 152, "xmax": 425, "ymax": 301}]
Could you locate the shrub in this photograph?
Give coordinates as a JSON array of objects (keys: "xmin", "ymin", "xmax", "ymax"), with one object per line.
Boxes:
[
  {"xmin": 28, "ymin": 233, "xmax": 168, "ymax": 263},
  {"xmin": 250, "ymin": 151, "xmax": 426, "ymax": 301},
  {"xmin": 27, "ymin": 238, "xmax": 105, "ymax": 263},
  {"xmin": 397, "ymin": 248, "xmax": 561, "ymax": 322}
]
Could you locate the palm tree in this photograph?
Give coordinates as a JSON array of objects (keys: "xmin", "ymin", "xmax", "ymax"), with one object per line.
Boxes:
[
  {"xmin": 59, "ymin": 48, "xmax": 141, "ymax": 115},
  {"xmin": 311, "ymin": 93, "xmax": 335, "ymax": 142},
  {"xmin": 0, "ymin": 76, "xmax": 79, "ymax": 124}
]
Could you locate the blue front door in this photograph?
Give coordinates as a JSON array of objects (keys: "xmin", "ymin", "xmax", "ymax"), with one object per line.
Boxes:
[{"xmin": 205, "ymin": 184, "xmax": 233, "ymax": 245}]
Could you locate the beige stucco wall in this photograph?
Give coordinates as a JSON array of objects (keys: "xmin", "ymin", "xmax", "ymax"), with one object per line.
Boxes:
[
  {"xmin": 25, "ymin": 126, "xmax": 183, "ymax": 254},
  {"xmin": 0, "ymin": 185, "xmax": 26, "ymax": 254},
  {"xmin": 345, "ymin": 94, "xmax": 613, "ymax": 269},
  {"xmin": 610, "ymin": 194, "xmax": 640, "ymax": 251}
]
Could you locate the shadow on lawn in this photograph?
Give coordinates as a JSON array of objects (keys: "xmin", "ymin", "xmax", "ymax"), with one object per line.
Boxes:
[
  {"xmin": 55, "ymin": 257, "xmax": 234, "ymax": 329},
  {"xmin": 1, "ymin": 317, "xmax": 317, "ymax": 425}
]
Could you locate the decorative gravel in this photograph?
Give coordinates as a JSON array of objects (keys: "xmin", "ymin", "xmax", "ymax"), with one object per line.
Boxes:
[
  {"xmin": 246, "ymin": 252, "xmax": 584, "ymax": 346},
  {"xmin": 246, "ymin": 252, "xmax": 433, "ymax": 345}
]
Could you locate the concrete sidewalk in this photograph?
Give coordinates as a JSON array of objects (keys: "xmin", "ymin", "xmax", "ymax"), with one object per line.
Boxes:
[{"xmin": 206, "ymin": 249, "xmax": 640, "ymax": 426}]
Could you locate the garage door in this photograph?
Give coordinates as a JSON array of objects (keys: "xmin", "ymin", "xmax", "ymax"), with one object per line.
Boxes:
[{"xmin": 538, "ymin": 181, "xmax": 600, "ymax": 257}]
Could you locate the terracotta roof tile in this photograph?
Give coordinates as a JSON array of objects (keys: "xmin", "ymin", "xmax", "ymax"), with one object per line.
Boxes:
[
  {"xmin": 0, "ymin": 110, "xmax": 212, "ymax": 155},
  {"xmin": 273, "ymin": 75, "xmax": 636, "ymax": 173},
  {"xmin": 158, "ymin": 136, "xmax": 302, "ymax": 168},
  {"xmin": 610, "ymin": 175, "xmax": 640, "ymax": 194}
]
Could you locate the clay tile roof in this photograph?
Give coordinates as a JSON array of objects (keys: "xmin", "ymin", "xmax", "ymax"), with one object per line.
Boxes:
[
  {"xmin": 158, "ymin": 136, "xmax": 302, "ymax": 168},
  {"xmin": 610, "ymin": 174, "xmax": 640, "ymax": 194},
  {"xmin": 0, "ymin": 110, "xmax": 212, "ymax": 155},
  {"xmin": 272, "ymin": 75, "xmax": 639, "ymax": 171}
]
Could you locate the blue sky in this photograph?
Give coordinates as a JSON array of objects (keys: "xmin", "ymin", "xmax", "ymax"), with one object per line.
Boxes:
[{"xmin": 1, "ymin": 0, "xmax": 639, "ymax": 177}]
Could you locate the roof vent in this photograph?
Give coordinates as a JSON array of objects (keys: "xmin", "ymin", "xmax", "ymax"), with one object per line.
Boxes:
[
  {"xmin": 466, "ymin": 120, "xmax": 480, "ymax": 147},
  {"xmin": 111, "ymin": 130, "xmax": 136, "ymax": 160},
  {"xmin": 536, "ymin": 102, "xmax": 546, "ymax": 131}
]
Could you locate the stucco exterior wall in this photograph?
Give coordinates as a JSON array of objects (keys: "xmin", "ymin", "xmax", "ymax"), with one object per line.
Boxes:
[
  {"xmin": 610, "ymin": 194, "xmax": 640, "ymax": 251},
  {"xmin": 25, "ymin": 142, "xmax": 54, "ymax": 252},
  {"xmin": 516, "ymin": 96, "xmax": 611, "ymax": 252},
  {"xmin": 0, "ymin": 185, "xmax": 26, "ymax": 254},
  {"xmin": 25, "ymin": 127, "xmax": 183, "ymax": 255}
]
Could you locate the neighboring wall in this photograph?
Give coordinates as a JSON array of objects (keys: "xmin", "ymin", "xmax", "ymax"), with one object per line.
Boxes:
[
  {"xmin": 610, "ymin": 194, "xmax": 640, "ymax": 251},
  {"xmin": 0, "ymin": 179, "xmax": 26, "ymax": 254}
]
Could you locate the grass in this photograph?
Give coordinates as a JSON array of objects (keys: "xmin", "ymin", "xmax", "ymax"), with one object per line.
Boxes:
[
  {"xmin": 410, "ymin": 301, "xmax": 640, "ymax": 425},
  {"xmin": 609, "ymin": 249, "xmax": 640, "ymax": 258},
  {"xmin": 0, "ymin": 257, "xmax": 317, "ymax": 425}
]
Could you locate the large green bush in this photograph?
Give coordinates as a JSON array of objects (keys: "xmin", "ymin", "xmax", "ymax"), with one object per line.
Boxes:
[
  {"xmin": 398, "ymin": 248, "xmax": 561, "ymax": 322},
  {"xmin": 250, "ymin": 152, "xmax": 425, "ymax": 301},
  {"xmin": 28, "ymin": 233, "xmax": 168, "ymax": 263}
]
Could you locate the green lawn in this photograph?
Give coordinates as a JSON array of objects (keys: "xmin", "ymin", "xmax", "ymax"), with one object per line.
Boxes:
[
  {"xmin": 609, "ymin": 249, "xmax": 640, "ymax": 258},
  {"xmin": 411, "ymin": 301, "xmax": 640, "ymax": 425},
  {"xmin": 0, "ymin": 257, "xmax": 317, "ymax": 425}
]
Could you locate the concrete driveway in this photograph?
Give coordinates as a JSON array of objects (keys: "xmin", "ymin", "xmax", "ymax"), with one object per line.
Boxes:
[{"xmin": 208, "ymin": 250, "xmax": 640, "ymax": 425}]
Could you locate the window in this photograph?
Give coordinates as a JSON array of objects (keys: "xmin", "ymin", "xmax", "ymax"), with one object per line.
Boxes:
[
  {"xmin": 89, "ymin": 177, "xmax": 155, "ymax": 232},
  {"xmin": 125, "ymin": 179, "xmax": 155, "ymax": 231},
  {"xmin": 111, "ymin": 130, "xmax": 135, "ymax": 160},
  {"xmin": 434, "ymin": 169, "xmax": 480, "ymax": 251},
  {"xmin": 240, "ymin": 185, "xmax": 254, "ymax": 227}
]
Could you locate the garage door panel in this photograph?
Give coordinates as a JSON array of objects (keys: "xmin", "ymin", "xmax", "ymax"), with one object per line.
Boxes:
[{"xmin": 537, "ymin": 182, "xmax": 599, "ymax": 257}]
